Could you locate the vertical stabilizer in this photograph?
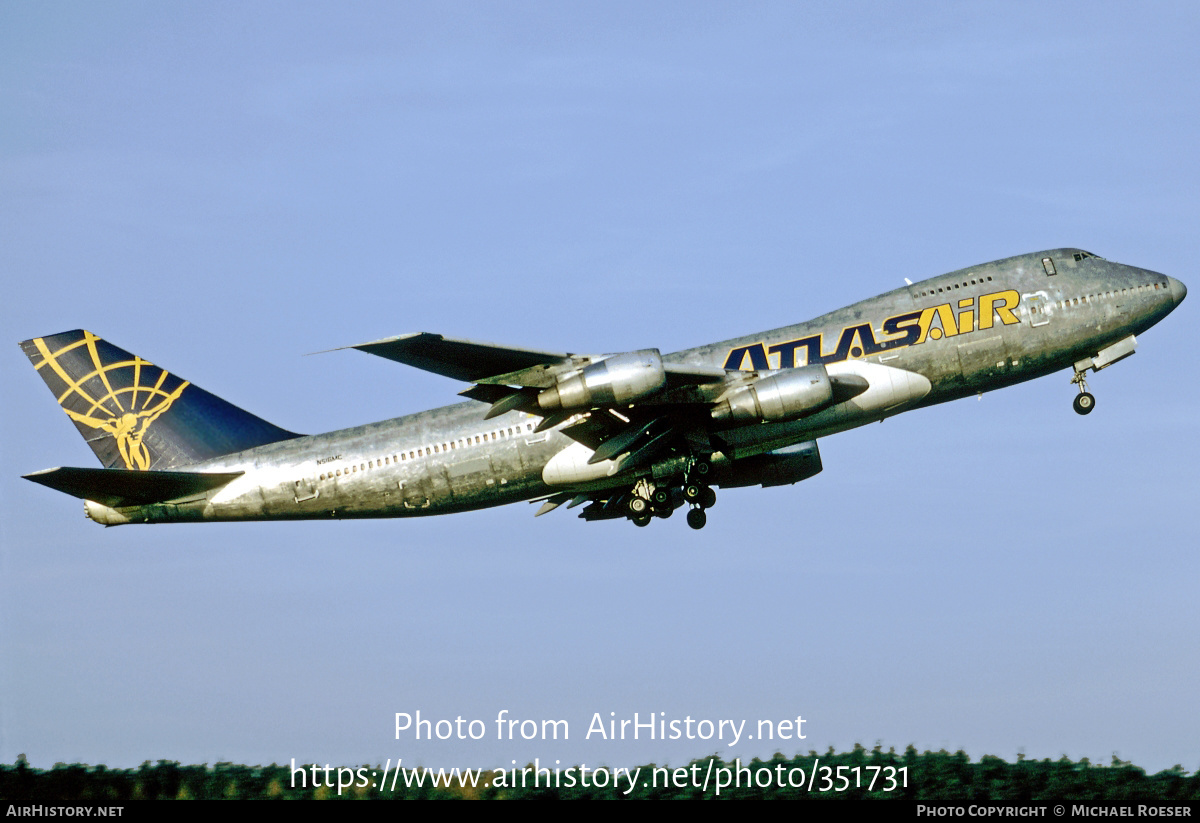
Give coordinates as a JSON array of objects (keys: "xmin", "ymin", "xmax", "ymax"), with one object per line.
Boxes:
[{"xmin": 20, "ymin": 330, "xmax": 300, "ymax": 469}]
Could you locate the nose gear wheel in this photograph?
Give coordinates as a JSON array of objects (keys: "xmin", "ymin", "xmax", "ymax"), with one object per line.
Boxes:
[{"xmin": 1070, "ymin": 369, "xmax": 1096, "ymax": 416}]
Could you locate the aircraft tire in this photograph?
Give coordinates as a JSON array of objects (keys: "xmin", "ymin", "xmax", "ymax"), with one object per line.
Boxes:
[
  {"xmin": 701, "ymin": 487, "xmax": 717, "ymax": 509},
  {"xmin": 686, "ymin": 508, "xmax": 707, "ymax": 530},
  {"xmin": 628, "ymin": 496, "xmax": 649, "ymax": 515},
  {"xmin": 632, "ymin": 514, "xmax": 651, "ymax": 527},
  {"xmin": 692, "ymin": 459, "xmax": 711, "ymax": 479},
  {"xmin": 1073, "ymin": 392, "xmax": 1096, "ymax": 415},
  {"xmin": 684, "ymin": 483, "xmax": 703, "ymax": 502},
  {"xmin": 652, "ymin": 487, "xmax": 670, "ymax": 506}
]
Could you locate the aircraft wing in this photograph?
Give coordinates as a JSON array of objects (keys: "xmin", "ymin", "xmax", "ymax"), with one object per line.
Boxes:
[
  {"xmin": 349, "ymin": 332, "xmax": 737, "ymax": 469},
  {"xmin": 349, "ymin": 332, "xmax": 729, "ymax": 390},
  {"xmin": 349, "ymin": 332, "xmax": 578, "ymax": 387}
]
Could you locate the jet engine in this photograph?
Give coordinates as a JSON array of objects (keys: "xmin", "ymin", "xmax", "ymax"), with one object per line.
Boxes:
[
  {"xmin": 538, "ymin": 349, "xmax": 667, "ymax": 412},
  {"xmin": 711, "ymin": 364, "xmax": 857, "ymax": 424}
]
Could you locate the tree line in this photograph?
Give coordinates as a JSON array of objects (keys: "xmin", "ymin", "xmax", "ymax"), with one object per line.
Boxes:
[{"xmin": 2, "ymin": 745, "xmax": 1197, "ymax": 801}]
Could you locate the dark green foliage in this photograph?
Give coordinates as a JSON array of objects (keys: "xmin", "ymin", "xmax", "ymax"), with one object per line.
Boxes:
[{"xmin": 1, "ymin": 748, "xmax": 1197, "ymax": 801}]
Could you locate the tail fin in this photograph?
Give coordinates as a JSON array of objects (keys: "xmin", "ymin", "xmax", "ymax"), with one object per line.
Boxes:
[{"xmin": 20, "ymin": 330, "xmax": 300, "ymax": 470}]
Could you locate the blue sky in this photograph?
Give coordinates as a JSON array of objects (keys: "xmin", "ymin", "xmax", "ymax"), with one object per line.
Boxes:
[{"xmin": 2, "ymin": 3, "xmax": 1197, "ymax": 774}]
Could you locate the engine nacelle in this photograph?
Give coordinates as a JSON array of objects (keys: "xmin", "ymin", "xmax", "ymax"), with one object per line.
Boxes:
[
  {"xmin": 538, "ymin": 349, "xmax": 666, "ymax": 412},
  {"xmin": 715, "ymin": 441, "xmax": 824, "ymax": 488},
  {"xmin": 711, "ymin": 365, "xmax": 835, "ymax": 424}
]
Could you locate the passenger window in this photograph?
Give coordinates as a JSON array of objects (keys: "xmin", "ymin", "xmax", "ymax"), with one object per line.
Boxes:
[{"xmin": 1042, "ymin": 258, "xmax": 1056, "ymax": 276}]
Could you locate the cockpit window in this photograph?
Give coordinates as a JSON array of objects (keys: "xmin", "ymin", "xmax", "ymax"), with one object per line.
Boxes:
[{"xmin": 1072, "ymin": 251, "xmax": 1104, "ymax": 262}]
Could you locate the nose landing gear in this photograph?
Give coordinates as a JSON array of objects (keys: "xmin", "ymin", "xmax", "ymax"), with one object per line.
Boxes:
[{"xmin": 1070, "ymin": 369, "xmax": 1095, "ymax": 416}]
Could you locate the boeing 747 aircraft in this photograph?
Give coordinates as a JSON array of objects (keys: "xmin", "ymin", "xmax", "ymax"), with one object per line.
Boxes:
[{"xmin": 21, "ymin": 248, "xmax": 1186, "ymax": 530}]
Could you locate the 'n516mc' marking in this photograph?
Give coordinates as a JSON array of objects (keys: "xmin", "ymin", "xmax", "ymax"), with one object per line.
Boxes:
[{"xmin": 724, "ymin": 289, "xmax": 1020, "ymax": 371}]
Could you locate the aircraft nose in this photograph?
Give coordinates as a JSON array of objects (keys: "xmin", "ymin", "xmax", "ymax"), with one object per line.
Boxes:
[{"xmin": 1168, "ymin": 276, "xmax": 1187, "ymax": 306}]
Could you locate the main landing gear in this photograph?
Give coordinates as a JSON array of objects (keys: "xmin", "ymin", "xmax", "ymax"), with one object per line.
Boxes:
[
  {"xmin": 683, "ymin": 457, "xmax": 715, "ymax": 531},
  {"xmin": 625, "ymin": 480, "xmax": 672, "ymax": 528},
  {"xmin": 626, "ymin": 494, "xmax": 652, "ymax": 527},
  {"xmin": 1070, "ymin": 368, "xmax": 1096, "ymax": 416},
  {"xmin": 624, "ymin": 456, "xmax": 717, "ymax": 530}
]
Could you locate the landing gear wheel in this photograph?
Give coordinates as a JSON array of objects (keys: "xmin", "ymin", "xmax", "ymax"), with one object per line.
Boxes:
[
  {"xmin": 691, "ymin": 458, "xmax": 711, "ymax": 480},
  {"xmin": 684, "ymin": 483, "xmax": 703, "ymax": 503},
  {"xmin": 1070, "ymin": 369, "xmax": 1095, "ymax": 416},
  {"xmin": 686, "ymin": 507, "xmax": 707, "ymax": 530},
  {"xmin": 654, "ymin": 506, "xmax": 673, "ymax": 519},
  {"xmin": 628, "ymin": 496, "xmax": 649, "ymax": 516},
  {"xmin": 701, "ymin": 486, "xmax": 717, "ymax": 509},
  {"xmin": 632, "ymin": 514, "xmax": 651, "ymax": 527},
  {"xmin": 652, "ymin": 487, "xmax": 670, "ymax": 506}
]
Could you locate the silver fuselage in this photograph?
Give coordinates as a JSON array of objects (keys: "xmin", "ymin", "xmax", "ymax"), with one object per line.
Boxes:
[{"xmin": 86, "ymin": 249, "xmax": 1184, "ymax": 525}]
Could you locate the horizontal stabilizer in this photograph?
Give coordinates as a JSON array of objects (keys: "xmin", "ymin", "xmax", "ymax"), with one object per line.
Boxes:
[{"xmin": 23, "ymin": 466, "xmax": 244, "ymax": 508}]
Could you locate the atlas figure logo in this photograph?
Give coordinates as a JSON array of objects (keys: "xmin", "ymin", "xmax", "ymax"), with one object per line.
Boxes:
[{"xmin": 29, "ymin": 331, "xmax": 191, "ymax": 471}]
